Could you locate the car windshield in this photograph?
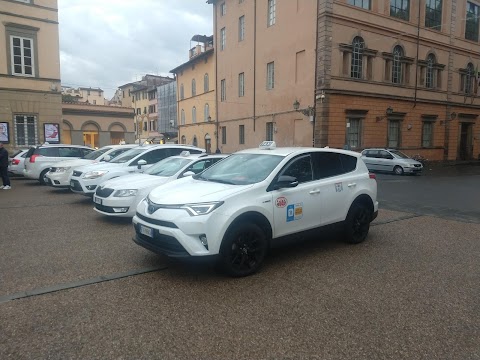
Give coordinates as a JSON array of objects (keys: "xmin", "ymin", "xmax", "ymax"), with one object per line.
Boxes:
[
  {"xmin": 195, "ymin": 153, "xmax": 283, "ymax": 185},
  {"xmin": 110, "ymin": 148, "xmax": 146, "ymax": 163},
  {"xmin": 82, "ymin": 147, "xmax": 111, "ymax": 160},
  {"xmin": 390, "ymin": 150, "xmax": 410, "ymax": 159},
  {"xmin": 145, "ymin": 157, "xmax": 193, "ymax": 177}
]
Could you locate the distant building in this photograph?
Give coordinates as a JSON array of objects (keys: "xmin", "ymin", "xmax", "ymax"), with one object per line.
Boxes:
[
  {"xmin": 0, "ymin": 0, "xmax": 61, "ymax": 150},
  {"xmin": 170, "ymin": 35, "xmax": 216, "ymax": 152},
  {"xmin": 61, "ymin": 86, "xmax": 107, "ymax": 105},
  {"xmin": 157, "ymin": 82, "xmax": 177, "ymax": 143}
]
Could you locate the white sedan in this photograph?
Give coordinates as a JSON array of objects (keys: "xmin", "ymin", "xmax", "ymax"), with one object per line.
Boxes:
[
  {"xmin": 93, "ymin": 153, "xmax": 226, "ymax": 217},
  {"xmin": 45, "ymin": 144, "xmax": 136, "ymax": 187}
]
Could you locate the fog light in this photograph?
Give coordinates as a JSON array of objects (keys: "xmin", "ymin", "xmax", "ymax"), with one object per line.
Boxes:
[
  {"xmin": 199, "ymin": 234, "xmax": 208, "ymax": 250},
  {"xmin": 86, "ymin": 185, "xmax": 97, "ymax": 190},
  {"xmin": 113, "ymin": 207, "xmax": 129, "ymax": 213}
]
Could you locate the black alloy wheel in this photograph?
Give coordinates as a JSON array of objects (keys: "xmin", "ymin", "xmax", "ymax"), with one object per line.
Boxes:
[
  {"xmin": 219, "ymin": 223, "xmax": 268, "ymax": 277},
  {"xmin": 344, "ymin": 203, "xmax": 372, "ymax": 244}
]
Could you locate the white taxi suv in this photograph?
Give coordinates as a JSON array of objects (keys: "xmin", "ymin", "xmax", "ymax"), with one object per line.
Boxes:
[
  {"xmin": 93, "ymin": 153, "xmax": 226, "ymax": 217},
  {"xmin": 45, "ymin": 144, "xmax": 136, "ymax": 188},
  {"xmin": 69, "ymin": 144, "xmax": 205, "ymax": 196},
  {"xmin": 133, "ymin": 142, "xmax": 379, "ymax": 277}
]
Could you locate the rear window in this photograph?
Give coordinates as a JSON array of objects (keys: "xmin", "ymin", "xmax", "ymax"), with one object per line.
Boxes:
[
  {"xmin": 58, "ymin": 147, "xmax": 82, "ymax": 157},
  {"xmin": 312, "ymin": 152, "xmax": 357, "ymax": 179}
]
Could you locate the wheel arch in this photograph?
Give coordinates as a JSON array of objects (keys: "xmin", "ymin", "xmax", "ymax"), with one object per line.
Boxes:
[
  {"xmin": 222, "ymin": 211, "xmax": 273, "ymax": 248},
  {"xmin": 350, "ymin": 194, "xmax": 374, "ymax": 214}
]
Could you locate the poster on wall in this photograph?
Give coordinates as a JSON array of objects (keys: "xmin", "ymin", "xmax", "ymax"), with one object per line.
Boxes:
[
  {"xmin": 0, "ymin": 122, "xmax": 9, "ymax": 143},
  {"xmin": 44, "ymin": 123, "xmax": 60, "ymax": 143}
]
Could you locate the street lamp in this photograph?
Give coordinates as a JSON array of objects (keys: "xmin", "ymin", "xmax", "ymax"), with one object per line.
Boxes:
[
  {"xmin": 293, "ymin": 99, "xmax": 315, "ymax": 117},
  {"xmin": 375, "ymin": 106, "xmax": 394, "ymax": 122}
]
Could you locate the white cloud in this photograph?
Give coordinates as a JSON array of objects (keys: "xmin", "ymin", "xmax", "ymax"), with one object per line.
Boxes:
[{"xmin": 58, "ymin": 0, "xmax": 213, "ymax": 98}]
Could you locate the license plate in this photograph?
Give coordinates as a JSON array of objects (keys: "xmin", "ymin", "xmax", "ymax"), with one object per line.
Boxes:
[
  {"xmin": 139, "ymin": 224, "xmax": 153, "ymax": 238},
  {"xmin": 94, "ymin": 196, "xmax": 102, "ymax": 205}
]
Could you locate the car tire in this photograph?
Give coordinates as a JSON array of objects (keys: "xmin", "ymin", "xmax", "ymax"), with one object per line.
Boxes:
[
  {"xmin": 393, "ymin": 166, "xmax": 404, "ymax": 175},
  {"xmin": 39, "ymin": 169, "xmax": 50, "ymax": 185},
  {"xmin": 218, "ymin": 222, "xmax": 268, "ymax": 277},
  {"xmin": 343, "ymin": 202, "xmax": 372, "ymax": 244}
]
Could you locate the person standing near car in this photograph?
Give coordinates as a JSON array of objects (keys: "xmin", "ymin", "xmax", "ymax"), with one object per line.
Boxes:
[{"xmin": 0, "ymin": 143, "xmax": 11, "ymax": 190}]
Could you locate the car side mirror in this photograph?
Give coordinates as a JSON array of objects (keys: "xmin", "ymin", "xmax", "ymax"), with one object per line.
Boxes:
[
  {"xmin": 103, "ymin": 155, "xmax": 111, "ymax": 162},
  {"xmin": 182, "ymin": 171, "xmax": 195, "ymax": 177},
  {"xmin": 137, "ymin": 159, "xmax": 147, "ymax": 169},
  {"xmin": 274, "ymin": 175, "xmax": 299, "ymax": 190}
]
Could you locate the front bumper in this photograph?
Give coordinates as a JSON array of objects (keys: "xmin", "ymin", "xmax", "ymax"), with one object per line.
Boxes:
[
  {"xmin": 46, "ymin": 171, "xmax": 71, "ymax": 188},
  {"xmin": 93, "ymin": 194, "xmax": 136, "ymax": 217},
  {"xmin": 404, "ymin": 166, "xmax": 423, "ymax": 173},
  {"xmin": 69, "ymin": 176, "xmax": 98, "ymax": 195}
]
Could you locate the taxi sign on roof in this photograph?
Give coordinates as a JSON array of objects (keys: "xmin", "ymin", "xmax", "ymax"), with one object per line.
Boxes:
[
  {"xmin": 259, "ymin": 141, "xmax": 276, "ymax": 150},
  {"xmin": 180, "ymin": 151, "xmax": 191, "ymax": 156}
]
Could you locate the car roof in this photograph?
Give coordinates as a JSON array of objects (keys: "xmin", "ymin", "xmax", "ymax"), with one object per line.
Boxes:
[
  {"xmin": 237, "ymin": 147, "xmax": 361, "ymax": 158},
  {"xmin": 169, "ymin": 153, "xmax": 228, "ymax": 161},
  {"xmin": 36, "ymin": 144, "xmax": 92, "ymax": 148}
]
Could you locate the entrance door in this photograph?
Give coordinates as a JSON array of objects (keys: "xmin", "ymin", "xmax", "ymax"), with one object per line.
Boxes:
[{"xmin": 459, "ymin": 123, "xmax": 473, "ymax": 160}]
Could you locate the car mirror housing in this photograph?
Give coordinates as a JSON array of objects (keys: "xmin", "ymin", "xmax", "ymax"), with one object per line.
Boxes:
[
  {"xmin": 103, "ymin": 155, "xmax": 111, "ymax": 162},
  {"xmin": 137, "ymin": 159, "xmax": 147, "ymax": 169},
  {"xmin": 182, "ymin": 171, "xmax": 195, "ymax": 177},
  {"xmin": 274, "ymin": 175, "xmax": 299, "ymax": 190}
]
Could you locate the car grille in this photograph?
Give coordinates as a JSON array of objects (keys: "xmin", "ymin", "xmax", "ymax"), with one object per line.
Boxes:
[
  {"xmin": 136, "ymin": 212, "xmax": 178, "ymax": 228},
  {"xmin": 413, "ymin": 164, "xmax": 422, "ymax": 168},
  {"xmin": 94, "ymin": 204, "xmax": 127, "ymax": 213},
  {"xmin": 134, "ymin": 224, "xmax": 186, "ymax": 255},
  {"xmin": 70, "ymin": 179, "xmax": 83, "ymax": 191},
  {"xmin": 95, "ymin": 187, "xmax": 115, "ymax": 198},
  {"xmin": 72, "ymin": 170, "xmax": 83, "ymax": 177}
]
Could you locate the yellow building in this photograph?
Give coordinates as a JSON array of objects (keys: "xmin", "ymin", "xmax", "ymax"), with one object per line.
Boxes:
[
  {"xmin": 61, "ymin": 86, "xmax": 107, "ymax": 105},
  {"xmin": 170, "ymin": 35, "xmax": 217, "ymax": 153},
  {"xmin": 0, "ymin": 0, "xmax": 61, "ymax": 150}
]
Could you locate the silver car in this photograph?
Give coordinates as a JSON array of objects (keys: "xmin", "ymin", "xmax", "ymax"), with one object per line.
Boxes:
[{"xmin": 361, "ymin": 148, "xmax": 423, "ymax": 175}]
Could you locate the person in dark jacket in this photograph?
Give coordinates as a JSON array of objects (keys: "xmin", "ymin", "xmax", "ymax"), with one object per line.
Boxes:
[{"xmin": 0, "ymin": 143, "xmax": 11, "ymax": 189}]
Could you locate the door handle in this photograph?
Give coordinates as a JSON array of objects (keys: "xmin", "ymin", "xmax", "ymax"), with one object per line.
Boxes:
[
  {"xmin": 347, "ymin": 183, "xmax": 357, "ymax": 188},
  {"xmin": 309, "ymin": 189, "xmax": 320, "ymax": 194}
]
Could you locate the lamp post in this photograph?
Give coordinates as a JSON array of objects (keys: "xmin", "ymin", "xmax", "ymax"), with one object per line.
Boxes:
[{"xmin": 375, "ymin": 106, "xmax": 394, "ymax": 122}]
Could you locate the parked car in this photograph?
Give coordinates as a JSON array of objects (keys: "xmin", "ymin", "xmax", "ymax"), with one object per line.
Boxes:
[
  {"xmin": 93, "ymin": 153, "xmax": 227, "ymax": 217},
  {"xmin": 132, "ymin": 141, "xmax": 378, "ymax": 277},
  {"xmin": 45, "ymin": 144, "xmax": 136, "ymax": 188},
  {"xmin": 8, "ymin": 149, "xmax": 29, "ymax": 176},
  {"xmin": 24, "ymin": 144, "xmax": 95, "ymax": 184},
  {"xmin": 69, "ymin": 144, "xmax": 205, "ymax": 196},
  {"xmin": 361, "ymin": 148, "xmax": 423, "ymax": 175}
]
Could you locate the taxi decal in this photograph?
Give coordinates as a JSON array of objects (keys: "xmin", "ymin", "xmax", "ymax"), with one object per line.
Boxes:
[
  {"xmin": 275, "ymin": 196, "xmax": 287, "ymax": 208},
  {"xmin": 286, "ymin": 203, "xmax": 303, "ymax": 222},
  {"xmin": 335, "ymin": 182, "xmax": 343, "ymax": 192}
]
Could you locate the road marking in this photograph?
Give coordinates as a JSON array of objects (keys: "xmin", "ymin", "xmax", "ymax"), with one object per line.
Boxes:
[{"xmin": 0, "ymin": 265, "xmax": 167, "ymax": 305}]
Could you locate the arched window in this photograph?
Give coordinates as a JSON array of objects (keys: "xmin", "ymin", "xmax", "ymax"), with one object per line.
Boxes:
[
  {"xmin": 181, "ymin": 135, "xmax": 186, "ymax": 144},
  {"xmin": 180, "ymin": 84, "xmax": 184, "ymax": 100},
  {"xmin": 426, "ymin": 53, "xmax": 436, "ymax": 88},
  {"xmin": 204, "ymin": 73, "xmax": 209, "ymax": 92},
  {"xmin": 465, "ymin": 63, "xmax": 474, "ymax": 94},
  {"xmin": 204, "ymin": 103, "xmax": 210, "ymax": 122},
  {"xmin": 192, "ymin": 106, "xmax": 197, "ymax": 123},
  {"xmin": 392, "ymin": 45, "xmax": 404, "ymax": 84},
  {"xmin": 192, "ymin": 79, "xmax": 196, "ymax": 96},
  {"xmin": 193, "ymin": 136, "xmax": 198, "ymax": 147},
  {"xmin": 351, "ymin": 36, "xmax": 364, "ymax": 79},
  {"xmin": 181, "ymin": 109, "xmax": 185, "ymax": 125}
]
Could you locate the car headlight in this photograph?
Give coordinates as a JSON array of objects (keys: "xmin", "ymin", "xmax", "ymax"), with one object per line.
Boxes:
[
  {"xmin": 113, "ymin": 189, "xmax": 138, "ymax": 197},
  {"xmin": 181, "ymin": 202, "xmax": 224, "ymax": 216},
  {"xmin": 83, "ymin": 170, "xmax": 109, "ymax": 179},
  {"xmin": 55, "ymin": 167, "xmax": 71, "ymax": 172}
]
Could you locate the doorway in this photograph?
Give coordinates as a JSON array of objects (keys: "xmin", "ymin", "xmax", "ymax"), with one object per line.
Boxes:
[
  {"xmin": 204, "ymin": 134, "xmax": 212, "ymax": 153},
  {"xmin": 459, "ymin": 123, "xmax": 473, "ymax": 160}
]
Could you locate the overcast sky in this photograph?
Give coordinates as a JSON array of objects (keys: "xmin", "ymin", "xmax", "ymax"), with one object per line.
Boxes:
[{"xmin": 58, "ymin": 0, "xmax": 213, "ymax": 99}]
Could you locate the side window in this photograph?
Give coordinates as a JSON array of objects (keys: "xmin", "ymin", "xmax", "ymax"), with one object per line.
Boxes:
[
  {"xmin": 311, "ymin": 152, "xmax": 344, "ymax": 179},
  {"xmin": 38, "ymin": 147, "xmax": 59, "ymax": 157},
  {"xmin": 134, "ymin": 149, "xmax": 170, "ymax": 165},
  {"xmin": 365, "ymin": 150, "xmax": 379, "ymax": 158},
  {"xmin": 279, "ymin": 155, "xmax": 313, "ymax": 183},
  {"xmin": 339, "ymin": 154, "xmax": 357, "ymax": 173},
  {"xmin": 81, "ymin": 148, "xmax": 95, "ymax": 157},
  {"xmin": 59, "ymin": 147, "xmax": 82, "ymax": 157},
  {"xmin": 379, "ymin": 150, "xmax": 391, "ymax": 159},
  {"xmin": 107, "ymin": 148, "xmax": 129, "ymax": 160},
  {"xmin": 183, "ymin": 160, "xmax": 208, "ymax": 175}
]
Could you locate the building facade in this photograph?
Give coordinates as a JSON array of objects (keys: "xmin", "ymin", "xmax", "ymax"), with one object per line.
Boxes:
[
  {"xmin": 157, "ymin": 81, "xmax": 178, "ymax": 143},
  {"xmin": 208, "ymin": 0, "xmax": 317, "ymax": 153},
  {"xmin": 0, "ymin": 0, "xmax": 62, "ymax": 151},
  {"xmin": 61, "ymin": 86, "xmax": 107, "ymax": 105},
  {"xmin": 62, "ymin": 102, "xmax": 135, "ymax": 147},
  {"xmin": 316, "ymin": 0, "xmax": 480, "ymax": 161},
  {"xmin": 170, "ymin": 35, "xmax": 217, "ymax": 152}
]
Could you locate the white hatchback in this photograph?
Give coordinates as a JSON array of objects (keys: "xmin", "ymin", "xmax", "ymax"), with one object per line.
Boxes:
[
  {"xmin": 133, "ymin": 142, "xmax": 379, "ymax": 277},
  {"xmin": 93, "ymin": 153, "xmax": 227, "ymax": 217},
  {"xmin": 69, "ymin": 144, "xmax": 205, "ymax": 196},
  {"xmin": 45, "ymin": 144, "xmax": 136, "ymax": 188}
]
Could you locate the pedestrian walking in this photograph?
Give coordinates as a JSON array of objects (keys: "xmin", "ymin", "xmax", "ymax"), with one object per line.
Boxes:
[{"xmin": 0, "ymin": 143, "xmax": 11, "ymax": 190}]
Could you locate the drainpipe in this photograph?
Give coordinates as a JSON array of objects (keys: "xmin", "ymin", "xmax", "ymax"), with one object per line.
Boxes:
[
  {"xmin": 313, "ymin": 0, "xmax": 320, "ymax": 147},
  {"xmin": 214, "ymin": 2, "xmax": 219, "ymax": 151},
  {"xmin": 413, "ymin": 0, "xmax": 421, "ymax": 107},
  {"xmin": 253, "ymin": 0, "xmax": 257, "ymax": 132}
]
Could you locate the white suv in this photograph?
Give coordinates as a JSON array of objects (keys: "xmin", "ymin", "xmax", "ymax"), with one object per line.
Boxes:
[
  {"xmin": 24, "ymin": 144, "xmax": 95, "ymax": 184},
  {"xmin": 45, "ymin": 144, "xmax": 136, "ymax": 188},
  {"xmin": 133, "ymin": 142, "xmax": 379, "ymax": 277},
  {"xmin": 69, "ymin": 144, "xmax": 205, "ymax": 196}
]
